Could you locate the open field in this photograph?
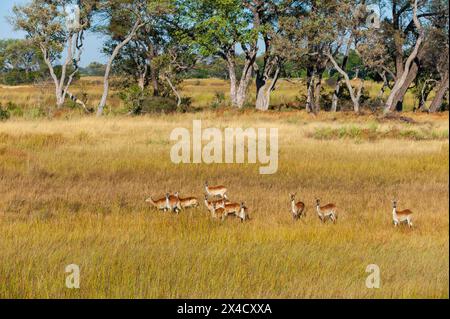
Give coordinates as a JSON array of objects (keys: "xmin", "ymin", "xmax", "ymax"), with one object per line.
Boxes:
[
  {"xmin": 0, "ymin": 110, "xmax": 448, "ymax": 298},
  {"xmin": 0, "ymin": 77, "xmax": 424, "ymax": 116}
]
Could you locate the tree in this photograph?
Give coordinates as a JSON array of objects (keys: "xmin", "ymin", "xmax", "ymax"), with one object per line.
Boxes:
[
  {"xmin": 96, "ymin": 0, "xmax": 154, "ymax": 115},
  {"xmin": 427, "ymin": 0, "xmax": 449, "ymax": 112},
  {"xmin": 327, "ymin": 1, "xmax": 382, "ymax": 113},
  {"xmin": 383, "ymin": 0, "xmax": 426, "ymax": 113},
  {"xmin": 103, "ymin": 1, "xmax": 171, "ymax": 95},
  {"xmin": 11, "ymin": 0, "xmax": 95, "ymax": 108},
  {"xmin": 374, "ymin": 0, "xmax": 446, "ymax": 112},
  {"xmin": 80, "ymin": 62, "xmax": 106, "ymax": 76},
  {"xmin": 278, "ymin": 0, "xmax": 340, "ymax": 113},
  {"xmin": 178, "ymin": 0, "xmax": 258, "ymax": 108},
  {"xmin": 0, "ymin": 39, "xmax": 47, "ymax": 85},
  {"xmin": 153, "ymin": 43, "xmax": 197, "ymax": 107},
  {"xmin": 245, "ymin": 0, "xmax": 285, "ymax": 111}
]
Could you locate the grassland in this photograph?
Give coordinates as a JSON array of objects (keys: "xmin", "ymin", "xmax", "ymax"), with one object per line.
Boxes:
[
  {"xmin": 0, "ymin": 105, "xmax": 448, "ymax": 298},
  {"xmin": 0, "ymin": 77, "xmax": 423, "ymax": 116}
]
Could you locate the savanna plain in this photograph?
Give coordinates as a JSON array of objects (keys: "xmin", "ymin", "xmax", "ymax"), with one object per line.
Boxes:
[{"xmin": 0, "ymin": 79, "xmax": 449, "ymax": 299}]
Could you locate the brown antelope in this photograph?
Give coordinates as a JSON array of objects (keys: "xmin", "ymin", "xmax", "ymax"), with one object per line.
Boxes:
[
  {"xmin": 217, "ymin": 201, "xmax": 240, "ymax": 216},
  {"xmin": 204, "ymin": 181, "xmax": 228, "ymax": 199},
  {"xmin": 315, "ymin": 199, "xmax": 338, "ymax": 224},
  {"xmin": 211, "ymin": 202, "xmax": 228, "ymax": 221},
  {"xmin": 177, "ymin": 194, "xmax": 200, "ymax": 209},
  {"xmin": 166, "ymin": 193, "xmax": 182, "ymax": 214},
  {"xmin": 146, "ymin": 195, "xmax": 169, "ymax": 212},
  {"xmin": 217, "ymin": 202, "xmax": 249, "ymax": 222},
  {"xmin": 392, "ymin": 200, "xmax": 414, "ymax": 228},
  {"xmin": 290, "ymin": 193, "xmax": 306, "ymax": 220},
  {"xmin": 204, "ymin": 195, "xmax": 229, "ymax": 214}
]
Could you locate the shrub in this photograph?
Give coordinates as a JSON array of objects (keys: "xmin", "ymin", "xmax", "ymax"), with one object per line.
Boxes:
[
  {"xmin": 210, "ymin": 92, "xmax": 226, "ymax": 109},
  {"xmin": 0, "ymin": 104, "xmax": 10, "ymax": 121},
  {"xmin": 5, "ymin": 101, "xmax": 23, "ymax": 117},
  {"xmin": 142, "ymin": 96, "xmax": 178, "ymax": 114},
  {"xmin": 119, "ymin": 85, "xmax": 184, "ymax": 115}
]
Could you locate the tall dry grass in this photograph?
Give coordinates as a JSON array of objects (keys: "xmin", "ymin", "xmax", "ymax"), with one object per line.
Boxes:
[{"xmin": 0, "ymin": 111, "xmax": 448, "ymax": 298}]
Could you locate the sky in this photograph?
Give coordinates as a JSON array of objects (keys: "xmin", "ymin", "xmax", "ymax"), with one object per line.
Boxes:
[{"xmin": 0, "ymin": 0, "xmax": 107, "ymax": 66}]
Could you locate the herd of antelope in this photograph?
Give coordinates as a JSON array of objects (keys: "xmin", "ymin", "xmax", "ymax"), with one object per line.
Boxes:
[{"xmin": 146, "ymin": 182, "xmax": 414, "ymax": 228}]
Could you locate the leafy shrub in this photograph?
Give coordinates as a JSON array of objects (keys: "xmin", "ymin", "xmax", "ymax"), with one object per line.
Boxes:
[
  {"xmin": 5, "ymin": 101, "xmax": 24, "ymax": 117},
  {"xmin": 142, "ymin": 96, "xmax": 178, "ymax": 114},
  {"xmin": 118, "ymin": 85, "xmax": 147, "ymax": 114},
  {"xmin": 119, "ymin": 85, "xmax": 179, "ymax": 114},
  {"xmin": 178, "ymin": 97, "xmax": 193, "ymax": 113},
  {"xmin": 210, "ymin": 92, "xmax": 226, "ymax": 109},
  {"xmin": 0, "ymin": 104, "xmax": 10, "ymax": 121}
]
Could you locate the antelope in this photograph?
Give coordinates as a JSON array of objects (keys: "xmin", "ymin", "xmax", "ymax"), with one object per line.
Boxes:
[
  {"xmin": 145, "ymin": 195, "xmax": 169, "ymax": 212},
  {"xmin": 204, "ymin": 181, "xmax": 228, "ymax": 199},
  {"xmin": 204, "ymin": 195, "xmax": 229, "ymax": 214},
  {"xmin": 290, "ymin": 193, "xmax": 306, "ymax": 220},
  {"xmin": 392, "ymin": 200, "xmax": 414, "ymax": 228},
  {"xmin": 166, "ymin": 193, "xmax": 182, "ymax": 214},
  {"xmin": 211, "ymin": 202, "xmax": 228, "ymax": 221},
  {"xmin": 217, "ymin": 201, "xmax": 241, "ymax": 217},
  {"xmin": 315, "ymin": 199, "xmax": 338, "ymax": 224},
  {"xmin": 178, "ymin": 194, "xmax": 200, "ymax": 209},
  {"xmin": 236, "ymin": 202, "xmax": 250, "ymax": 222}
]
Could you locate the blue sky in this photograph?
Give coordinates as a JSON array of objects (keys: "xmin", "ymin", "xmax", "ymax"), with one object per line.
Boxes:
[{"xmin": 0, "ymin": 0, "xmax": 107, "ymax": 66}]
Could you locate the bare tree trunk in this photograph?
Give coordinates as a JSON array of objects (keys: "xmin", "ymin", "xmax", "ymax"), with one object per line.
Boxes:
[
  {"xmin": 384, "ymin": 0, "xmax": 423, "ymax": 114},
  {"xmin": 327, "ymin": 53, "xmax": 363, "ymax": 113},
  {"xmin": 391, "ymin": 60, "xmax": 420, "ymax": 112},
  {"xmin": 314, "ymin": 73, "xmax": 323, "ymax": 113},
  {"xmin": 39, "ymin": 31, "xmax": 83, "ymax": 109},
  {"xmin": 97, "ymin": 20, "xmax": 144, "ymax": 116},
  {"xmin": 224, "ymin": 49, "xmax": 255, "ymax": 108},
  {"xmin": 255, "ymin": 66, "xmax": 280, "ymax": 111},
  {"xmin": 236, "ymin": 60, "xmax": 254, "ymax": 108},
  {"xmin": 151, "ymin": 67, "xmax": 160, "ymax": 97},
  {"xmin": 377, "ymin": 71, "xmax": 390, "ymax": 100},
  {"xmin": 226, "ymin": 55, "xmax": 238, "ymax": 107},
  {"xmin": 331, "ymin": 81, "xmax": 342, "ymax": 112},
  {"xmin": 418, "ymin": 79, "xmax": 437, "ymax": 111},
  {"xmin": 164, "ymin": 75, "xmax": 182, "ymax": 107},
  {"xmin": 306, "ymin": 69, "xmax": 316, "ymax": 113},
  {"xmin": 429, "ymin": 71, "xmax": 449, "ymax": 112},
  {"xmin": 138, "ymin": 74, "xmax": 146, "ymax": 91}
]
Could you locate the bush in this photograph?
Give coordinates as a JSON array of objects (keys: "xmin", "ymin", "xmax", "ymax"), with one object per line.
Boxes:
[
  {"xmin": 4, "ymin": 101, "xmax": 23, "ymax": 117},
  {"xmin": 143, "ymin": 96, "xmax": 178, "ymax": 114},
  {"xmin": 210, "ymin": 92, "xmax": 226, "ymax": 109},
  {"xmin": 0, "ymin": 104, "xmax": 10, "ymax": 121},
  {"xmin": 0, "ymin": 70, "xmax": 46, "ymax": 85},
  {"xmin": 178, "ymin": 97, "xmax": 193, "ymax": 113}
]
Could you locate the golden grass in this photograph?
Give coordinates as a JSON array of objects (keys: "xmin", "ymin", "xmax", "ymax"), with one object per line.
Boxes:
[
  {"xmin": 0, "ymin": 111, "xmax": 448, "ymax": 298},
  {"xmin": 0, "ymin": 77, "xmax": 421, "ymax": 113}
]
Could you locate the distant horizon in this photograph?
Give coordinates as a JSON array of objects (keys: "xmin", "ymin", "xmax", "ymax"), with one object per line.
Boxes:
[{"xmin": 0, "ymin": 0, "xmax": 108, "ymax": 67}]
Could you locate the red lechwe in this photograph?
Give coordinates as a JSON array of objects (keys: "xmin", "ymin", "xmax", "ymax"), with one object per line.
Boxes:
[
  {"xmin": 392, "ymin": 200, "xmax": 414, "ymax": 228},
  {"xmin": 315, "ymin": 199, "xmax": 338, "ymax": 224},
  {"xmin": 290, "ymin": 193, "xmax": 306, "ymax": 220},
  {"xmin": 204, "ymin": 181, "xmax": 228, "ymax": 199}
]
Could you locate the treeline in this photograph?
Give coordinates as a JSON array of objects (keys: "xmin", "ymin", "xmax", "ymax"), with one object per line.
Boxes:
[{"xmin": 4, "ymin": 0, "xmax": 449, "ymax": 115}]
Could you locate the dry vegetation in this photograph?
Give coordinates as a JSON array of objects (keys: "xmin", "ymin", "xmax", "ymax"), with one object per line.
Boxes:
[
  {"xmin": 0, "ymin": 77, "xmax": 423, "ymax": 116},
  {"xmin": 0, "ymin": 99, "xmax": 448, "ymax": 298}
]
